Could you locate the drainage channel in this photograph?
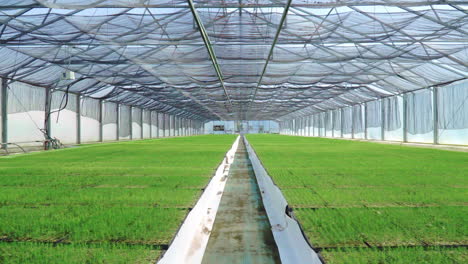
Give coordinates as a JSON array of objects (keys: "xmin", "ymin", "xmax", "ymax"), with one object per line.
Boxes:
[{"xmin": 202, "ymin": 137, "xmax": 281, "ymax": 264}]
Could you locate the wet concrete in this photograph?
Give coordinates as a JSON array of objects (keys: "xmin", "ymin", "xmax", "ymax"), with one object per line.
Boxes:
[{"xmin": 202, "ymin": 138, "xmax": 281, "ymax": 264}]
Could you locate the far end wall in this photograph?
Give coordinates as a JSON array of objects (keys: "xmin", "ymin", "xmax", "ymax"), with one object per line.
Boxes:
[{"xmin": 204, "ymin": 120, "xmax": 279, "ymax": 134}]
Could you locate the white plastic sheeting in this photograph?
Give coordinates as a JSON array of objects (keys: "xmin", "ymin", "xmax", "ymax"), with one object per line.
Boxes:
[
  {"xmin": 438, "ymin": 81, "xmax": 468, "ymax": 145},
  {"xmin": 150, "ymin": 111, "xmax": 158, "ymax": 138},
  {"xmin": 383, "ymin": 96, "xmax": 403, "ymax": 141},
  {"xmin": 280, "ymin": 80, "xmax": 468, "ymax": 146},
  {"xmin": 51, "ymin": 91, "xmax": 78, "ymax": 144},
  {"xmin": 204, "ymin": 120, "xmax": 279, "ymax": 134},
  {"xmin": 103, "ymin": 101, "xmax": 118, "ymax": 141},
  {"xmin": 7, "ymin": 82, "xmax": 45, "ymax": 145},
  {"xmin": 407, "ymin": 89, "xmax": 434, "ymax": 143},
  {"xmin": 366, "ymin": 100, "xmax": 382, "ymax": 140},
  {"xmin": 0, "ymin": 79, "xmax": 202, "ymax": 152},
  {"xmin": 132, "ymin": 107, "xmax": 142, "ymax": 140},
  {"xmin": 81, "ymin": 97, "xmax": 100, "ymax": 142},
  {"xmin": 119, "ymin": 105, "xmax": 131, "ymax": 140},
  {"xmin": 142, "ymin": 110, "xmax": 151, "ymax": 139},
  {"xmin": 244, "ymin": 137, "xmax": 322, "ymax": 264},
  {"xmin": 158, "ymin": 136, "xmax": 240, "ymax": 264}
]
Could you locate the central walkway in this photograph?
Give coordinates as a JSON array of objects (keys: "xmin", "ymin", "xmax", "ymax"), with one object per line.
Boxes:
[{"xmin": 202, "ymin": 138, "xmax": 281, "ymax": 264}]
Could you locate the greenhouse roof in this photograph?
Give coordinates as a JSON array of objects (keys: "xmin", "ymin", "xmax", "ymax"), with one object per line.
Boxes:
[{"xmin": 0, "ymin": 0, "xmax": 467, "ymax": 121}]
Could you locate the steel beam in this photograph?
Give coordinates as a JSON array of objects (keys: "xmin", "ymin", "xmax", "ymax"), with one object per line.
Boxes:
[
  {"xmin": 186, "ymin": 0, "xmax": 234, "ymax": 114},
  {"xmin": 248, "ymin": 0, "xmax": 292, "ymax": 119}
]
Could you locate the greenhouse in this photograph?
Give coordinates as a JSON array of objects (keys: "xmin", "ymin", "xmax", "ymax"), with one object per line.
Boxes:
[{"xmin": 0, "ymin": 0, "xmax": 467, "ymax": 263}]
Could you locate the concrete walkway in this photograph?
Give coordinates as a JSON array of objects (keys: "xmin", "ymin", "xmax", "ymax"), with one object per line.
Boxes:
[{"xmin": 202, "ymin": 138, "xmax": 281, "ymax": 264}]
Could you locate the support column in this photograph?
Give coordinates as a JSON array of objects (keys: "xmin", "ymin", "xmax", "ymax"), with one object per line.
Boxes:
[
  {"xmin": 162, "ymin": 113, "xmax": 166, "ymax": 137},
  {"xmin": 149, "ymin": 111, "xmax": 152, "ymax": 138},
  {"xmin": 44, "ymin": 88, "xmax": 52, "ymax": 150},
  {"xmin": 364, "ymin": 103, "xmax": 368, "ymax": 140},
  {"xmin": 351, "ymin": 106, "xmax": 355, "ymax": 139},
  {"xmin": 340, "ymin": 108, "xmax": 344, "ymax": 138},
  {"xmin": 381, "ymin": 98, "xmax": 385, "ymax": 141},
  {"xmin": 76, "ymin": 95, "xmax": 81, "ymax": 144},
  {"xmin": 116, "ymin": 103, "xmax": 120, "ymax": 141},
  {"xmin": 433, "ymin": 87, "xmax": 439, "ymax": 144},
  {"xmin": 331, "ymin": 111, "xmax": 335, "ymax": 138},
  {"xmin": 140, "ymin": 108, "xmax": 144, "ymax": 139},
  {"xmin": 189, "ymin": 119, "xmax": 192, "ymax": 136},
  {"xmin": 156, "ymin": 112, "xmax": 159, "ymax": 138},
  {"xmin": 402, "ymin": 94, "xmax": 408, "ymax": 142},
  {"xmin": 98, "ymin": 99, "xmax": 103, "ymax": 142},
  {"xmin": 169, "ymin": 115, "xmax": 173, "ymax": 137},
  {"xmin": 129, "ymin": 106, "xmax": 133, "ymax": 140},
  {"xmin": 1, "ymin": 79, "xmax": 8, "ymax": 150}
]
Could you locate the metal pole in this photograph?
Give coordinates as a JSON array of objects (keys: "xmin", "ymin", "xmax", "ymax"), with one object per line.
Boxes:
[
  {"xmin": 44, "ymin": 88, "xmax": 52, "ymax": 150},
  {"xmin": 155, "ymin": 112, "xmax": 159, "ymax": 138},
  {"xmin": 170, "ymin": 115, "xmax": 173, "ymax": 137},
  {"xmin": 129, "ymin": 106, "xmax": 133, "ymax": 140},
  {"xmin": 116, "ymin": 103, "xmax": 120, "ymax": 141},
  {"xmin": 364, "ymin": 103, "xmax": 368, "ymax": 140},
  {"xmin": 99, "ymin": 99, "xmax": 103, "ymax": 142},
  {"xmin": 340, "ymin": 109, "xmax": 344, "ymax": 138},
  {"xmin": 433, "ymin": 87, "xmax": 439, "ymax": 144},
  {"xmin": 76, "ymin": 95, "xmax": 81, "ymax": 144},
  {"xmin": 1, "ymin": 79, "xmax": 8, "ymax": 150},
  {"xmin": 162, "ymin": 113, "xmax": 166, "ymax": 137},
  {"xmin": 140, "ymin": 108, "xmax": 143, "ymax": 139},
  {"xmin": 331, "ymin": 111, "xmax": 334, "ymax": 138},
  {"xmin": 381, "ymin": 98, "xmax": 385, "ymax": 141},
  {"xmin": 149, "ymin": 110, "xmax": 152, "ymax": 138},
  {"xmin": 402, "ymin": 94, "xmax": 408, "ymax": 142},
  {"xmin": 351, "ymin": 107, "xmax": 355, "ymax": 139}
]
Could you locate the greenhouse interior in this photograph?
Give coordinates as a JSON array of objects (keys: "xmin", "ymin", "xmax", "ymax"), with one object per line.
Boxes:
[{"xmin": 0, "ymin": 0, "xmax": 467, "ymax": 263}]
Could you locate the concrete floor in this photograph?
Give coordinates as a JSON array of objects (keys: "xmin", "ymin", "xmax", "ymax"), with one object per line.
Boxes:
[{"xmin": 202, "ymin": 139, "xmax": 281, "ymax": 264}]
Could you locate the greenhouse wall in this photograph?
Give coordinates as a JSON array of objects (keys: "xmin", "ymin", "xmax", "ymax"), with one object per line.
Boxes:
[
  {"xmin": 4, "ymin": 82, "xmax": 45, "ymax": 146},
  {"xmin": 131, "ymin": 107, "xmax": 142, "ymax": 140},
  {"xmin": 0, "ymin": 80, "xmax": 202, "ymax": 152},
  {"xmin": 204, "ymin": 120, "xmax": 279, "ymax": 134},
  {"xmin": 81, "ymin": 97, "xmax": 100, "ymax": 143},
  {"xmin": 280, "ymin": 80, "xmax": 468, "ymax": 146},
  {"xmin": 103, "ymin": 101, "xmax": 118, "ymax": 141},
  {"xmin": 142, "ymin": 110, "xmax": 151, "ymax": 139},
  {"xmin": 51, "ymin": 91, "xmax": 78, "ymax": 144}
]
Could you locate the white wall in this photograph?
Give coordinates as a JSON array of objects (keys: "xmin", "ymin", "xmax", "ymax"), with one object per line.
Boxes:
[
  {"xmin": 8, "ymin": 111, "xmax": 45, "ymax": 145},
  {"xmin": 51, "ymin": 109, "xmax": 77, "ymax": 144},
  {"xmin": 81, "ymin": 116, "xmax": 100, "ymax": 142}
]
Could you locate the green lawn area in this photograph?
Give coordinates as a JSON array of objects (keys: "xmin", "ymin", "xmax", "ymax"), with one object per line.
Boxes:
[
  {"xmin": 0, "ymin": 135, "xmax": 236, "ymax": 263},
  {"xmin": 246, "ymin": 134, "xmax": 468, "ymax": 263}
]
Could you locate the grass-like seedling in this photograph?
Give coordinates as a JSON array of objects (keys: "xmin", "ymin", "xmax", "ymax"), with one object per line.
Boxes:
[
  {"xmin": 246, "ymin": 134, "xmax": 467, "ymax": 263},
  {"xmin": 0, "ymin": 242, "xmax": 161, "ymax": 264},
  {"xmin": 0, "ymin": 135, "xmax": 236, "ymax": 263}
]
